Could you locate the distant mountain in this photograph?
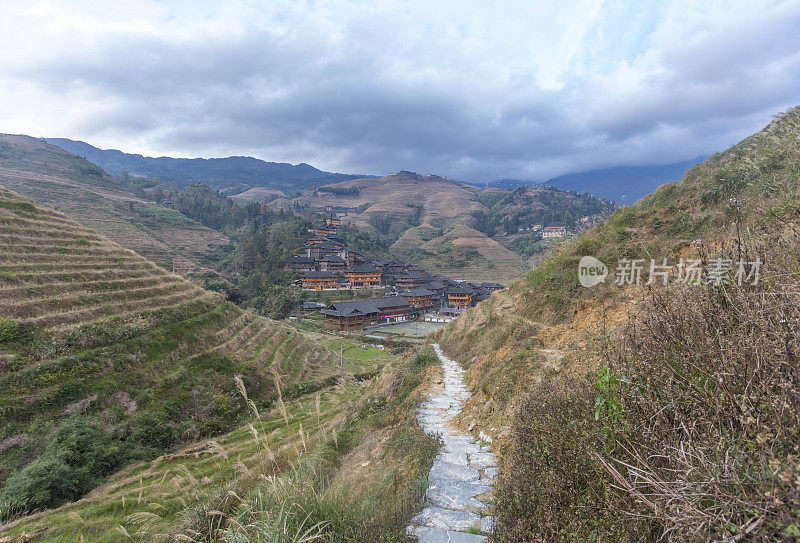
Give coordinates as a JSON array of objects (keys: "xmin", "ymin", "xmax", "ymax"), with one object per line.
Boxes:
[
  {"xmin": 46, "ymin": 138, "xmax": 367, "ymax": 194},
  {"xmin": 474, "ymin": 158, "xmax": 705, "ymax": 204},
  {"xmin": 543, "ymin": 158, "xmax": 706, "ymax": 204}
]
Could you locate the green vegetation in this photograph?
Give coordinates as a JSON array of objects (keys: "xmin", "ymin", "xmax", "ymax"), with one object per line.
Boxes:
[
  {"xmin": 222, "ymin": 215, "xmax": 313, "ymax": 319},
  {"xmin": 219, "ymin": 349, "xmax": 439, "ymax": 542},
  {"xmin": 0, "ymin": 193, "xmax": 338, "ymax": 521},
  {"xmin": 473, "ymin": 186, "xmax": 614, "ymax": 235},
  {"xmin": 0, "ymin": 338, "xmax": 438, "ymax": 542},
  {"xmin": 0, "ymin": 317, "xmax": 19, "ymax": 343},
  {"xmin": 0, "ymin": 200, "xmax": 37, "ymax": 216},
  {"xmin": 172, "ymin": 184, "xmax": 293, "ymax": 236},
  {"xmin": 336, "ymin": 225, "xmax": 391, "ymax": 256},
  {"xmin": 317, "ymin": 186, "xmax": 360, "ymax": 197},
  {"xmin": 436, "ymin": 108, "xmax": 800, "ymax": 541},
  {"xmin": 0, "ymin": 417, "xmax": 131, "ymax": 515}
]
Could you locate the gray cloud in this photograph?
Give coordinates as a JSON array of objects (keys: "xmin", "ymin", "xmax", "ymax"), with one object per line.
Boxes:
[{"xmin": 0, "ymin": 0, "xmax": 798, "ymax": 181}]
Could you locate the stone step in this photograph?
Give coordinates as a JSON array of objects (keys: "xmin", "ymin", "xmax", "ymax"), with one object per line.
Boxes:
[
  {"xmin": 408, "ymin": 527, "xmax": 487, "ymax": 543},
  {"xmin": 408, "ymin": 344, "xmax": 496, "ymax": 541}
]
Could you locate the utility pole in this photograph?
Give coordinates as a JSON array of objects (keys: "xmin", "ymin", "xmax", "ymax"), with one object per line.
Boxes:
[{"xmin": 339, "ymin": 336, "xmax": 343, "ymax": 375}]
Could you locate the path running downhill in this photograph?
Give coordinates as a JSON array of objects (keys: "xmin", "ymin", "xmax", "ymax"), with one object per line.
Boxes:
[{"xmin": 407, "ymin": 344, "xmax": 496, "ymax": 542}]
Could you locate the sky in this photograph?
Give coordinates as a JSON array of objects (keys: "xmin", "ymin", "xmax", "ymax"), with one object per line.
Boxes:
[{"xmin": 0, "ymin": 0, "xmax": 798, "ymax": 181}]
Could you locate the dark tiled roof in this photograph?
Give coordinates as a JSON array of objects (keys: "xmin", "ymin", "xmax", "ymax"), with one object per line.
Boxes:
[
  {"xmin": 479, "ymin": 282, "xmax": 504, "ymax": 289},
  {"xmin": 321, "ymin": 299, "xmax": 379, "ymax": 317},
  {"xmin": 370, "ymin": 296, "xmax": 410, "ymax": 309},
  {"xmin": 318, "ymin": 255, "xmax": 345, "ymax": 263},
  {"xmin": 402, "ymin": 287, "xmax": 435, "ymax": 297},
  {"xmin": 308, "ymin": 241, "xmax": 342, "ymax": 250},
  {"xmin": 285, "ymin": 255, "xmax": 315, "ymax": 263},
  {"xmin": 346, "ymin": 264, "xmax": 381, "ymax": 274},
  {"xmin": 447, "ymin": 285, "xmax": 475, "ymax": 295},
  {"xmin": 302, "ymin": 271, "xmax": 337, "ymax": 279}
]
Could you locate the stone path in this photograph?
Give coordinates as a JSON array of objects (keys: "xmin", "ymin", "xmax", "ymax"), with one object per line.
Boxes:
[{"xmin": 407, "ymin": 344, "xmax": 496, "ymax": 542}]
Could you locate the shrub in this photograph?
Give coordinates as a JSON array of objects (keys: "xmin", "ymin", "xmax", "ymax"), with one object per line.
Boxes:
[
  {"xmin": 604, "ymin": 233, "xmax": 800, "ymax": 540},
  {"xmin": 493, "ymin": 375, "xmax": 655, "ymax": 541},
  {"xmin": 0, "ymin": 317, "xmax": 19, "ymax": 343},
  {"xmin": 0, "ymin": 417, "xmax": 130, "ymax": 516}
]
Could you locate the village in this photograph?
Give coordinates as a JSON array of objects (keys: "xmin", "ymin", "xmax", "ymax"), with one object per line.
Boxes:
[{"xmin": 284, "ymin": 206, "xmax": 505, "ymax": 332}]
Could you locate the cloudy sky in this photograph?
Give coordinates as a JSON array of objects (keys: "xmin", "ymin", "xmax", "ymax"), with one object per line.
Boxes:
[{"xmin": 1, "ymin": 0, "xmax": 798, "ymax": 181}]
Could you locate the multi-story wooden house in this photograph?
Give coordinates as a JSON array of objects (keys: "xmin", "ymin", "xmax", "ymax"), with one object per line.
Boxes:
[
  {"xmin": 283, "ymin": 255, "xmax": 316, "ymax": 272},
  {"xmin": 446, "ymin": 285, "xmax": 475, "ymax": 309},
  {"xmin": 321, "ymin": 296, "xmax": 411, "ymax": 331},
  {"xmin": 344, "ymin": 264, "xmax": 382, "ymax": 288},
  {"xmin": 402, "ymin": 287, "xmax": 436, "ymax": 309},
  {"xmin": 301, "ymin": 270, "xmax": 338, "ymax": 291},
  {"xmin": 317, "ymin": 255, "xmax": 347, "ymax": 271}
]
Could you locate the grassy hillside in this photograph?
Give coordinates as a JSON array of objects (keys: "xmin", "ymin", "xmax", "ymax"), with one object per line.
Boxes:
[
  {"xmin": 433, "ymin": 108, "xmax": 800, "ymax": 540},
  {"xmin": 0, "ymin": 189, "xmax": 341, "ymax": 522},
  {"xmin": 0, "ymin": 135, "xmax": 228, "ymax": 271},
  {"xmin": 295, "ymin": 171, "xmax": 613, "ymax": 282},
  {"xmin": 0, "ymin": 331, "xmax": 439, "ymax": 542}
]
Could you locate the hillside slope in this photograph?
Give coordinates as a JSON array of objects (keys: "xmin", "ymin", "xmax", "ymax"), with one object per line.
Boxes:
[
  {"xmin": 0, "ymin": 135, "xmax": 228, "ymax": 271},
  {"xmin": 295, "ymin": 171, "xmax": 613, "ymax": 282},
  {"xmin": 433, "ymin": 108, "xmax": 800, "ymax": 540},
  {"xmin": 0, "ymin": 188, "xmax": 336, "ymax": 518}
]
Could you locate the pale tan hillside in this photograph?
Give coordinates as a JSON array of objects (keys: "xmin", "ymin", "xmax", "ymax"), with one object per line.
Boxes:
[
  {"xmin": 229, "ymin": 186, "xmax": 287, "ymax": 203},
  {"xmin": 0, "ymin": 135, "xmax": 228, "ymax": 272},
  {"xmin": 295, "ymin": 171, "xmax": 530, "ymax": 282},
  {"xmin": 295, "ymin": 171, "xmax": 482, "ymax": 220}
]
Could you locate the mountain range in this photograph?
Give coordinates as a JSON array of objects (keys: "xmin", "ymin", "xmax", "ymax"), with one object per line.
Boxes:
[
  {"xmin": 45, "ymin": 138, "xmax": 366, "ymax": 195},
  {"xmin": 475, "ymin": 157, "xmax": 706, "ymax": 203},
  {"xmin": 46, "ymin": 138, "xmax": 703, "ymax": 204}
]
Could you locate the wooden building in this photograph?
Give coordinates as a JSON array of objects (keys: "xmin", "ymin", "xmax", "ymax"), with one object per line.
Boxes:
[
  {"xmin": 395, "ymin": 271, "xmax": 434, "ymax": 290},
  {"xmin": 283, "ymin": 255, "xmax": 316, "ymax": 272},
  {"xmin": 370, "ymin": 296, "xmax": 411, "ymax": 322},
  {"xmin": 321, "ymin": 296, "xmax": 411, "ymax": 331},
  {"xmin": 446, "ymin": 285, "xmax": 475, "ymax": 309},
  {"xmin": 301, "ymin": 271, "xmax": 338, "ymax": 291},
  {"xmin": 317, "ymin": 255, "xmax": 346, "ymax": 271},
  {"xmin": 308, "ymin": 241, "xmax": 345, "ymax": 260},
  {"xmin": 478, "ymin": 282, "xmax": 505, "ymax": 292},
  {"xmin": 402, "ymin": 287, "xmax": 436, "ymax": 309},
  {"xmin": 305, "ymin": 236, "xmax": 333, "ymax": 246},
  {"xmin": 313, "ymin": 226, "xmax": 336, "ymax": 236},
  {"xmin": 344, "ymin": 264, "xmax": 382, "ymax": 288}
]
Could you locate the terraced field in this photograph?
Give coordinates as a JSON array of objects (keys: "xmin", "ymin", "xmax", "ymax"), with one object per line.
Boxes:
[
  {"xmin": 0, "ymin": 135, "xmax": 228, "ymax": 271},
  {"xmin": 0, "ymin": 187, "xmax": 338, "ymax": 517}
]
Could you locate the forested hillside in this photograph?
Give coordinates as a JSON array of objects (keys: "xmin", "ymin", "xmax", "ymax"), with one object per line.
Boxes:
[{"xmin": 434, "ymin": 108, "xmax": 800, "ymax": 540}]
